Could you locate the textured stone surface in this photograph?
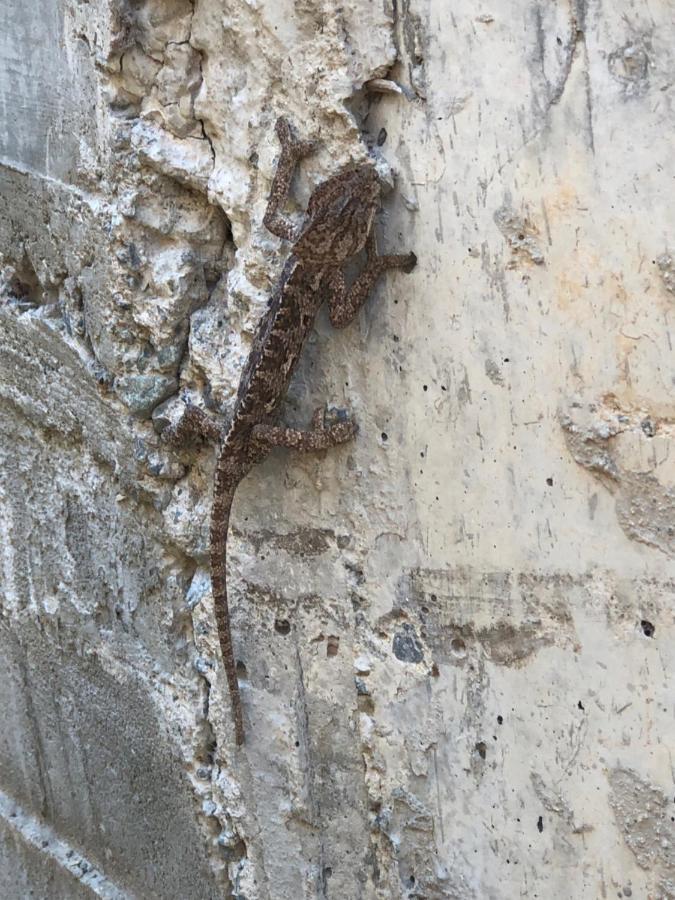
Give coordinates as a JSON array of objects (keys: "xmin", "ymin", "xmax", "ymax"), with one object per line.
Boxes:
[
  {"xmin": 2, "ymin": 0, "xmax": 675, "ymax": 898},
  {"xmin": 0, "ymin": 818, "xmax": 101, "ymax": 900}
]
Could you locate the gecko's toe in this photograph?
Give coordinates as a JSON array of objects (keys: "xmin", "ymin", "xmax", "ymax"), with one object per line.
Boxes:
[
  {"xmin": 275, "ymin": 117, "xmax": 319, "ymax": 158},
  {"xmin": 275, "ymin": 116, "xmax": 293, "ymax": 141},
  {"xmin": 329, "ymin": 421, "xmax": 358, "ymax": 444},
  {"xmin": 295, "ymin": 138, "xmax": 320, "ymax": 158},
  {"xmin": 311, "ymin": 406, "xmax": 326, "ymax": 431}
]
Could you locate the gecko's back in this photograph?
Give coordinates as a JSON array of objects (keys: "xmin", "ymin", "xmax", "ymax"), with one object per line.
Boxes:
[{"xmin": 228, "ymin": 259, "xmax": 326, "ymax": 438}]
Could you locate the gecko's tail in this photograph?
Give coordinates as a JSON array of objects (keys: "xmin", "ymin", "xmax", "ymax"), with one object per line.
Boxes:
[{"xmin": 209, "ymin": 467, "xmax": 245, "ymax": 745}]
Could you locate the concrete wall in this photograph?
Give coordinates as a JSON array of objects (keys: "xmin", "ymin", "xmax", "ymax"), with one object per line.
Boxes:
[{"xmin": 1, "ymin": 0, "xmax": 674, "ymax": 897}]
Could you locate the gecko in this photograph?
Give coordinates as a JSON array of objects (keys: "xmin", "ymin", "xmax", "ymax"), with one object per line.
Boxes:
[{"xmin": 166, "ymin": 117, "xmax": 416, "ymax": 745}]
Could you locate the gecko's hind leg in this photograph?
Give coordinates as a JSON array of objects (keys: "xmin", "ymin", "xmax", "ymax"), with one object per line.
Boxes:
[
  {"xmin": 263, "ymin": 117, "xmax": 319, "ymax": 241},
  {"xmin": 251, "ymin": 406, "xmax": 357, "ymax": 452},
  {"xmin": 163, "ymin": 405, "xmax": 225, "ymax": 446}
]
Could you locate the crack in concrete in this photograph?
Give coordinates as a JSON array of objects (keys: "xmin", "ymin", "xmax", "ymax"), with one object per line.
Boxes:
[{"xmin": 188, "ymin": 0, "xmax": 216, "ymax": 166}]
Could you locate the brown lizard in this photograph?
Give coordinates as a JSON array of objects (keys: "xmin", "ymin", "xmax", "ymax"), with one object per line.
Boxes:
[{"xmin": 166, "ymin": 117, "xmax": 415, "ymax": 744}]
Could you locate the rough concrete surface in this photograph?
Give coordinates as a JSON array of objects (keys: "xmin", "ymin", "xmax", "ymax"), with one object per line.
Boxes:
[{"xmin": 1, "ymin": 0, "xmax": 674, "ymax": 898}]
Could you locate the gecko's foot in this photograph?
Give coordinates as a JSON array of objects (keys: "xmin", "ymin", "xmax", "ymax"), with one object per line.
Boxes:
[
  {"xmin": 312, "ymin": 406, "xmax": 358, "ymax": 444},
  {"xmin": 162, "ymin": 403, "xmax": 224, "ymax": 446},
  {"xmin": 275, "ymin": 117, "xmax": 319, "ymax": 159},
  {"xmin": 379, "ymin": 251, "xmax": 417, "ymax": 273},
  {"xmin": 364, "ymin": 229, "xmax": 417, "ymax": 274}
]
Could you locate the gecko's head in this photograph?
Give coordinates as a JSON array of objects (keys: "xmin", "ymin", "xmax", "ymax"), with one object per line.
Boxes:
[{"xmin": 294, "ymin": 164, "xmax": 380, "ymax": 264}]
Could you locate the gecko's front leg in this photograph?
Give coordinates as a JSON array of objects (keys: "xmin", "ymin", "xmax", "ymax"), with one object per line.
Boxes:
[
  {"xmin": 263, "ymin": 117, "xmax": 319, "ymax": 241},
  {"xmin": 327, "ymin": 229, "xmax": 416, "ymax": 329}
]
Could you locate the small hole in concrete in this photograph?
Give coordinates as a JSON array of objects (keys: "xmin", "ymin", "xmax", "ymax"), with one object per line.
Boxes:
[
  {"xmin": 545, "ymin": 477, "xmax": 553, "ymax": 486},
  {"xmin": 381, "ymin": 432, "xmax": 388, "ymax": 441},
  {"xmin": 7, "ymin": 255, "xmax": 42, "ymax": 307},
  {"xmin": 451, "ymin": 637, "xmax": 466, "ymax": 656},
  {"xmin": 431, "ymin": 662, "xmax": 440, "ymax": 677},
  {"xmin": 236, "ymin": 661, "xmax": 248, "ymax": 679},
  {"xmin": 537, "ymin": 815, "xmax": 543, "ymax": 833},
  {"xmin": 205, "ymin": 739, "xmax": 216, "ymax": 765},
  {"xmin": 497, "ymin": 714, "xmax": 503, "ymax": 724},
  {"xmin": 475, "ymin": 741, "xmax": 487, "ymax": 760},
  {"xmin": 578, "ymin": 700, "xmax": 585, "ymax": 710},
  {"xmin": 641, "ymin": 619, "xmax": 655, "ymax": 637},
  {"xmin": 326, "ymin": 635, "xmax": 340, "ymax": 657},
  {"xmin": 274, "ymin": 619, "xmax": 291, "ymax": 635}
]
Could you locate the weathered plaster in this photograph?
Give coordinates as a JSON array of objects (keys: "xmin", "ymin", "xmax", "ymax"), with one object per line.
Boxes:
[{"xmin": 2, "ymin": 0, "xmax": 675, "ymax": 897}]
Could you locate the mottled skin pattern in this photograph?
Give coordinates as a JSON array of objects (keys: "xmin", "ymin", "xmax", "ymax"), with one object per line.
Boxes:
[{"xmin": 167, "ymin": 118, "xmax": 415, "ymax": 744}]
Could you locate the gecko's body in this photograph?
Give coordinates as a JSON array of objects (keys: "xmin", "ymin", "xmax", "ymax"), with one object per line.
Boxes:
[{"xmin": 168, "ymin": 119, "xmax": 415, "ymax": 744}]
